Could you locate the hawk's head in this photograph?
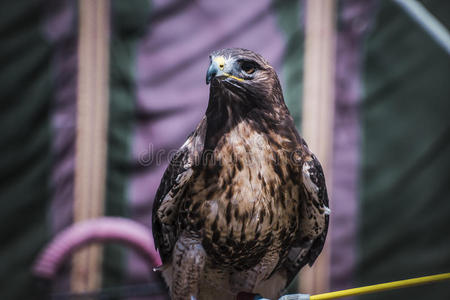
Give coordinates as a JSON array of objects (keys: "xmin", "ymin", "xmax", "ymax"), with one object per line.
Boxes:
[{"xmin": 206, "ymin": 48, "xmax": 284, "ymax": 111}]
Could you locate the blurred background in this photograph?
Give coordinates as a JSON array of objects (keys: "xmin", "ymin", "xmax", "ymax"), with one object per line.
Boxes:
[{"xmin": 0, "ymin": 0, "xmax": 449, "ymax": 299}]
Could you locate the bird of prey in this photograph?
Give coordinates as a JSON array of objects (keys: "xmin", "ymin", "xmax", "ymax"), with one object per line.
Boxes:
[{"xmin": 152, "ymin": 48, "xmax": 330, "ymax": 300}]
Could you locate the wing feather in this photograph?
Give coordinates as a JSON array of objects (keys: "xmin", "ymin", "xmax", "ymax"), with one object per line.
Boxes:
[
  {"xmin": 152, "ymin": 117, "xmax": 206, "ymax": 263},
  {"xmin": 282, "ymin": 147, "xmax": 330, "ymax": 286}
]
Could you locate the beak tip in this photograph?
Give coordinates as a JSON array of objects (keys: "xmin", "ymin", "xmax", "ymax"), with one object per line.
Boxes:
[{"xmin": 206, "ymin": 64, "xmax": 217, "ymax": 85}]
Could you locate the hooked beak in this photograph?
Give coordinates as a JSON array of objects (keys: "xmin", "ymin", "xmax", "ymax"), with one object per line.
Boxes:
[{"xmin": 206, "ymin": 63, "xmax": 217, "ymax": 84}]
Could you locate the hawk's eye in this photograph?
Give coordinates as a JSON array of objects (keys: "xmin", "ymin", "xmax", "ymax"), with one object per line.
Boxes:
[{"xmin": 241, "ymin": 61, "xmax": 256, "ymax": 75}]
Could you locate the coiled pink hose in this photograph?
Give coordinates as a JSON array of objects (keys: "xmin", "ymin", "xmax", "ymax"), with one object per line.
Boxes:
[{"xmin": 33, "ymin": 217, "xmax": 162, "ymax": 279}]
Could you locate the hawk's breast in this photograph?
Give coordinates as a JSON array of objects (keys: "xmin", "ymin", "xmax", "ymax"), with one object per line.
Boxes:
[{"xmin": 181, "ymin": 121, "xmax": 301, "ymax": 271}]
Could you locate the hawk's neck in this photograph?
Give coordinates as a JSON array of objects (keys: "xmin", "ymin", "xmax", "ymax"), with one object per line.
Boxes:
[{"xmin": 204, "ymin": 83, "xmax": 295, "ymax": 151}]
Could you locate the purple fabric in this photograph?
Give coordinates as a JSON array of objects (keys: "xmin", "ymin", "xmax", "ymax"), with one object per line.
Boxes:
[
  {"xmin": 44, "ymin": 0, "xmax": 78, "ymax": 293},
  {"xmin": 129, "ymin": 0, "xmax": 285, "ymax": 288},
  {"xmin": 38, "ymin": 0, "xmax": 376, "ymax": 294},
  {"xmin": 330, "ymin": 0, "xmax": 377, "ymax": 292}
]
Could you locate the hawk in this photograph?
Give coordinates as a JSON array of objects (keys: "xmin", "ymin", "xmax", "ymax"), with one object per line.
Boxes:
[{"xmin": 152, "ymin": 48, "xmax": 330, "ymax": 300}]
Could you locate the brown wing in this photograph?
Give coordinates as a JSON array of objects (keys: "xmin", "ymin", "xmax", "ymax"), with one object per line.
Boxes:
[
  {"xmin": 152, "ymin": 117, "xmax": 206, "ymax": 263},
  {"xmin": 282, "ymin": 149, "xmax": 330, "ymax": 286}
]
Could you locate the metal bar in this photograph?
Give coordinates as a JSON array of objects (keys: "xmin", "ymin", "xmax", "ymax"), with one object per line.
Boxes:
[
  {"xmin": 51, "ymin": 283, "xmax": 167, "ymax": 300},
  {"xmin": 394, "ymin": 0, "xmax": 450, "ymax": 55}
]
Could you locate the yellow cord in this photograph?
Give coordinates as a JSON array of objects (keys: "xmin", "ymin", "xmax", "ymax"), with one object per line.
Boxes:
[{"xmin": 310, "ymin": 273, "xmax": 450, "ymax": 300}]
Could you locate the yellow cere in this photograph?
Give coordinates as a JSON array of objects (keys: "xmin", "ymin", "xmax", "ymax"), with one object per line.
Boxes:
[{"xmin": 214, "ymin": 56, "xmax": 226, "ymax": 70}]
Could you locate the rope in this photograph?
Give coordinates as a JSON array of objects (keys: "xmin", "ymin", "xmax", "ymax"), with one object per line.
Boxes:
[{"xmin": 310, "ymin": 273, "xmax": 450, "ymax": 300}]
